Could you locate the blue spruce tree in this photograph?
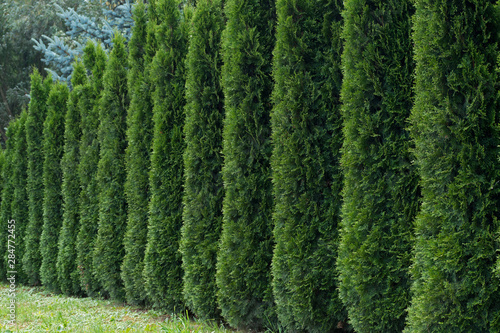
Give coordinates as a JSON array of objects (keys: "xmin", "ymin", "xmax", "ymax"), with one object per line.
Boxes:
[{"xmin": 33, "ymin": 0, "xmax": 134, "ymax": 82}]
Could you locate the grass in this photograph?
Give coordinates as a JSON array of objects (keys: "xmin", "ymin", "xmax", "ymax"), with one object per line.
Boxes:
[{"xmin": 0, "ymin": 283, "xmax": 233, "ymax": 333}]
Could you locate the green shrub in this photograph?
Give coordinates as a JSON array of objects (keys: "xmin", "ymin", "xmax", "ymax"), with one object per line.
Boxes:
[
  {"xmin": 0, "ymin": 119, "xmax": 18, "ymax": 281},
  {"xmin": 270, "ymin": 0, "xmax": 347, "ymax": 331},
  {"xmin": 336, "ymin": 1, "xmax": 417, "ymax": 332},
  {"xmin": 143, "ymin": 0, "xmax": 191, "ymax": 311},
  {"xmin": 215, "ymin": 0, "xmax": 276, "ymax": 329},
  {"xmin": 57, "ymin": 61, "xmax": 87, "ymax": 296},
  {"xmin": 93, "ymin": 33, "xmax": 129, "ymax": 301},
  {"xmin": 40, "ymin": 81, "xmax": 69, "ymax": 292},
  {"xmin": 179, "ymin": 0, "xmax": 225, "ymax": 320},
  {"xmin": 23, "ymin": 70, "xmax": 52, "ymax": 286},
  {"xmin": 76, "ymin": 41, "xmax": 107, "ymax": 297},
  {"xmin": 0, "ymin": 148, "xmax": 4, "ymax": 219},
  {"xmin": 10, "ymin": 110, "xmax": 28, "ymax": 284},
  {"xmin": 405, "ymin": 1, "xmax": 500, "ymax": 332},
  {"xmin": 0, "ymin": 148, "xmax": 4, "ymax": 207},
  {"xmin": 122, "ymin": 1, "xmax": 154, "ymax": 306}
]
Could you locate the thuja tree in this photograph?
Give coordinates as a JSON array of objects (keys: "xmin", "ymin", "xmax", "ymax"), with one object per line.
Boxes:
[
  {"xmin": 93, "ymin": 33, "xmax": 129, "ymax": 301},
  {"xmin": 0, "ymin": 119, "xmax": 17, "ymax": 281},
  {"xmin": 23, "ymin": 70, "xmax": 52, "ymax": 286},
  {"xmin": 179, "ymin": 0, "xmax": 225, "ymax": 320},
  {"xmin": 76, "ymin": 41, "xmax": 106, "ymax": 297},
  {"xmin": 10, "ymin": 110, "xmax": 28, "ymax": 284},
  {"xmin": 405, "ymin": 1, "xmax": 500, "ymax": 332},
  {"xmin": 57, "ymin": 61, "xmax": 87, "ymax": 296},
  {"xmin": 270, "ymin": 0, "xmax": 347, "ymax": 331},
  {"xmin": 336, "ymin": 1, "xmax": 417, "ymax": 332},
  {"xmin": 40, "ymin": 81, "xmax": 69, "ymax": 292},
  {"xmin": 122, "ymin": 1, "xmax": 154, "ymax": 306},
  {"xmin": 215, "ymin": 0, "xmax": 276, "ymax": 329},
  {"xmin": 0, "ymin": 148, "xmax": 4, "ymax": 217},
  {"xmin": 143, "ymin": 0, "xmax": 191, "ymax": 310},
  {"xmin": 0, "ymin": 148, "xmax": 4, "ymax": 202}
]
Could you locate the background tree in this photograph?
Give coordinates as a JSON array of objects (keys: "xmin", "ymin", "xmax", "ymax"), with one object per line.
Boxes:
[
  {"xmin": 0, "ymin": 119, "xmax": 18, "ymax": 281},
  {"xmin": 57, "ymin": 61, "xmax": 87, "ymax": 296},
  {"xmin": 40, "ymin": 81, "xmax": 69, "ymax": 292},
  {"xmin": 336, "ymin": 1, "xmax": 417, "ymax": 332},
  {"xmin": 93, "ymin": 33, "xmax": 129, "ymax": 301},
  {"xmin": 215, "ymin": 0, "xmax": 276, "ymax": 329},
  {"xmin": 179, "ymin": 0, "xmax": 225, "ymax": 320},
  {"xmin": 76, "ymin": 41, "xmax": 106, "ymax": 297},
  {"xmin": 0, "ymin": 0, "xmax": 73, "ymax": 146},
  {"xmin": 23, "ymin": 70, "xmax": 52, "ymax": 286},
  {"xmin": 10, "ymin": 110, "xmax": 28, "ymax": 284},
  {"xmin": 121, "ymin": 1, "xmax": 154, "ymax": 306},
  {"xmin": 270, "ymin": 0, "xmax": 347, "ymax": 331},
  {"xmin": 405, "ymin": 1, "xmax": 500, "ymax": 331},
  {"xmin": 143, "ymin": 0, "xmax": 191, "ymax": 310}
]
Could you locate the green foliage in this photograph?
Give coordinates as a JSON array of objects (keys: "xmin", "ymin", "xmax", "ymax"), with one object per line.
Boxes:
[
  {"xmin": 0, "ymin": 0, "xmax": 71, "ymax": 145},
  {"xmin": 76, "ymin": 41, "xmax": 106, "ymax": 297},
  {"xmin": 405, "ymin": 1, "xmax": 500, "ymax": 332},
  {"xmin": 40, "ymin": 81, "xmax": 69, "ymax": 292},
  {"xmin": 23, "ymin": 70, "xmax": 52, "ymax": 286},
  {"xmin": 270, "ymin": 0, "xmax": 347, "ymax": 331},
  {"xmin": 145, "ymin": 0, "xmax": 159, "ymax": 64},
  {"xmin": 143, "ymin": 0, "xmax": 191, "ymax": 311},
  {"xmin": 122, "ymin": 1, "xmax": 154, "ymax": 306},
  {"xmin": 0, "ymin": 148, "xmax": 4, "ymax": 209},
  {"xmin": 337, "ymin": 1, "xmax": 417, "ymax": 332},
  {"xmin": 57, "ymin": 61, "xmax": 87, "ymax": 296},
  {"xmin": 179, "ymin": 0, "xmax": 225, "ymax": 320},
  {"xmin": 0, "ymin": 118, "xmax": 18, "ymax": 281},
  {"xmin": 215, "ymin": 0, "xmax": 276, "ymax": 329},
  {"xmin": 93, "ymin": 33, "xmax": 129, "ymax": 301},
  {"xmin": 10, "ymin": 110, "xmax": 28, "ymax": 284}
]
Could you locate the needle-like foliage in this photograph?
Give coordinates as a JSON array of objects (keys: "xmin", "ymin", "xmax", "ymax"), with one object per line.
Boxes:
[
  {"xmin": 93, "ymin": 33, "xmax": 129, "ymax": 301},
  {"xmin": 215, "ymin": 0, "xmax": 277, "ymax": 329},
  {"xmin": 180, "ymin": 0, "xmax": 225, "ymax": 320},
  {"xmin": 405, "ymin": 1, "xmax": 500, "ymax": 331}
]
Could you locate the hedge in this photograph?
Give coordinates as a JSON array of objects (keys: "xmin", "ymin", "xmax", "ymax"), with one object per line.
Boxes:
[
  {"xmin": 93, "ymin": 33, "xmax": 129, "ymax": 301},
  {"xmin": 270, "ymin": 0, "xmax": 347, "ymax": 331},
  {"xmin": 179, "ymin": 0, "xmax": 225, "ymax": 320},
  {"xmin": 57, "ymin": 61, "xmax": 87, "ymax": 296},
  {"xmin": 40, "ymin": 81, "xmax": 69, "ymax": 292},
  {"xmin": 215, "ymin": 0, "xmax": 277, "ymax": 329},
  {"xmin": 23, "ymin": 70, "xmax": 52, "ymax": 286},
  {"xmin": 405, "ymin": 1, "xmax": 500, "ymax": 331},
  {"xmin": 143, "ymin": 0, "xmax": 191, "ymax": 310}
]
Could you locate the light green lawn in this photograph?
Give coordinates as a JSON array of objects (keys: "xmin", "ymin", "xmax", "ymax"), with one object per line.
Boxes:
[{"xmin": 0, "ymin": 283, "xmax": 232, "ymax": 333}]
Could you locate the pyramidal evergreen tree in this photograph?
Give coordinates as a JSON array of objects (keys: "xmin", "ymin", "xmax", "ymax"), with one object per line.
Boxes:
[
  {"xmin": 76, "ymin": 41, "xmax": 107, "ymax": 297},
  {"xmin": 0, "ymin": 148, "xmax": 4, "ymax": 206},
  {"xmin": 143, "ymin": 0, "xmax": 191, "ymax": 310},
  {"xmin": 336, "ymin": 1, "xmax": 418, "ymax": 332},
  {"xmin": 10, "ymin": 110, "xmax": 28, "ymax": 284},
  {"xmin": 215, "ymin": 0, "xmax": 276, "ymax": 329},
  {"xmin": 0, "ymin": 148, "xmax": 4, "ymax": 217},
  {"xmin": 0, "ymin": 119, "xmax": 18, "ymax": 281},
  {"xmin": 121, "ymin": 1, "xmax": 154, "ymax": 306},
  {"xmin": 40, "ymin": 81, "xmax": 69, "ymax": 292},
  {"xmin": 57, "ymin": 61, "xmax": 87, "ymax": 296},
  {"xmin": 23, "ymin": 70, "xmax": 52, "ymax": 286},
  {"xmin": 270, "ymin": 0, "xmax": 347, "ymax": 331},
  {"xmin": 93, "ymin": 32, "xmax": 129, "ymax": 301},
  {"xmin": 179, "ymin": 0, "xmax": 225, "ymax": 320},
  {"xmin": 405, "ymin": 1, "xmax": 500, "ymax": 332}
]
